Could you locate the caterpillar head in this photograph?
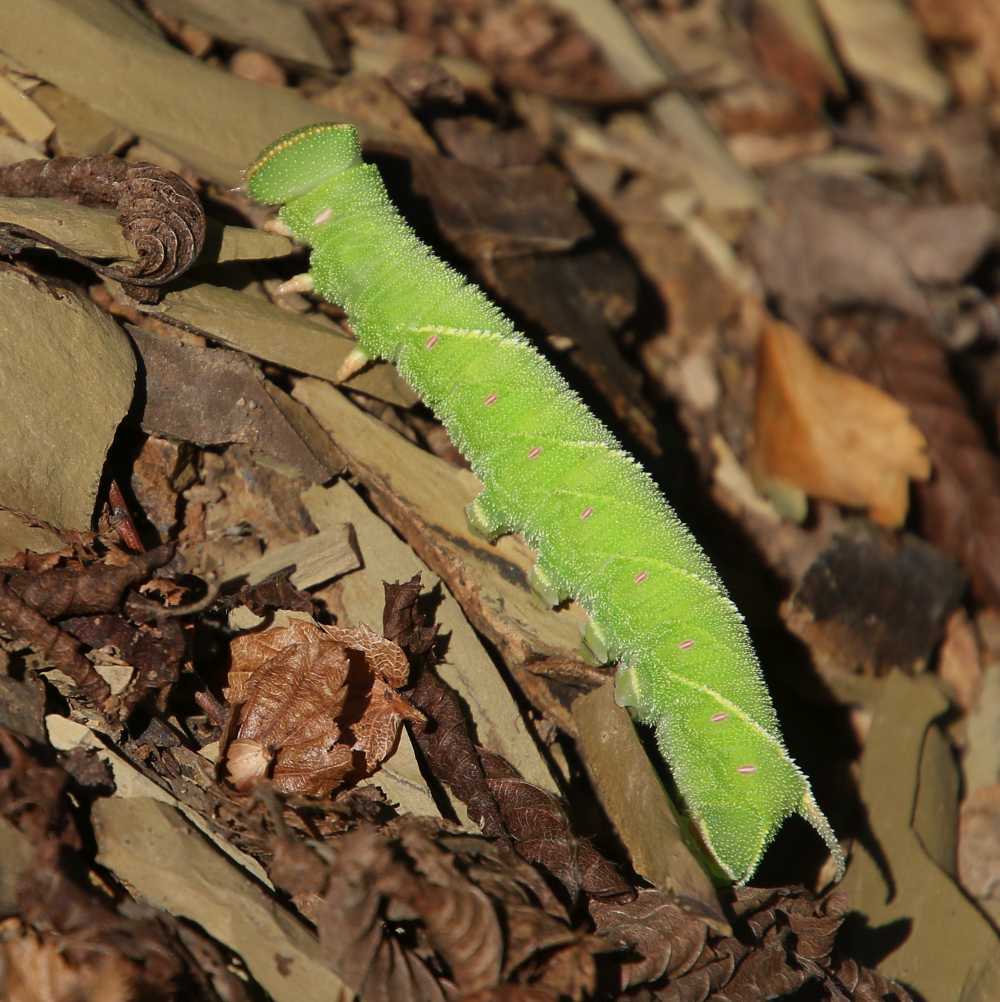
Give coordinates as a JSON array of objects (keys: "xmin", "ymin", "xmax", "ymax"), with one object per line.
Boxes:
[{"xmin": 245, "ymin": 123, "xmax": 362, "ymax": 205}]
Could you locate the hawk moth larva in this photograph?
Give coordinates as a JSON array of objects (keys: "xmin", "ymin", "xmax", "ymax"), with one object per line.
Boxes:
[{"xmin": 246, "ymin": 124, "xmax": 845, "ymax": 885}]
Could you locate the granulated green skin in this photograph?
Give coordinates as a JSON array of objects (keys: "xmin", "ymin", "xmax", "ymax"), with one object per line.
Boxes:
[{"xmin": 247, "ymin": 124, "xmax": 844, "ymax": 884}]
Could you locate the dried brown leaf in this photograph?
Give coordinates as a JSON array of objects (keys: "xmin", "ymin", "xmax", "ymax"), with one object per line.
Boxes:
[
  {"xmin": 223, "ymin": 616, "xmax": 419, "ymax": 794},
  {"xmin": 0, "ymin": 732, "xmax": 188, "ymax": 999},
  {"xmin": 912, "ymin": 0, "xmax": 1000, "ymax": 100},
  {"xmin": 391, "ymin": 824, "xmax": 504, "ymax": 993},
  {"xmin": 324, "ymin": 620, "xmax": 411, "ymax": 686},
  {"xmin": 646, "ymin": 888, "xmax": 875, "ymax": 1001},
  {"xmin": 480, "ymin": 749, "xmax": 629, "ymax": 900},
  {"xmin": 225, "ymin": 620, "xmax": 352, "ymax": 793},
  {"xmin": 0, "ymin": 729, "xmax": 77, "ymax": 849},
  {"xmin": 353, "ymin": 676, "xmax": 425, "ymax": 768},
  {"xmin": 312, "ymin": 825, "xmax": 449, "ymax": 1001},
  {"xmin": 295, "ymin": 816, "xmax": 602, "ymax": 1000},
  {"xmin": 501, "ymin": 904, "xmax": 581, "ymax": 980},
  {"xmin": 830, "ymin": 958, "xmax": 916, "ymax": 1002},
  {"xmin": 752, "ymin": 318, "xmax": 930, "ymax": 526}
]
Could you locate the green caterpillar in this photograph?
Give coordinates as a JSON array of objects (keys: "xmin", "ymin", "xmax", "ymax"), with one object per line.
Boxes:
[{"xmin": 246, "ymin": 124, "xmax": 844, "ymax": 885}]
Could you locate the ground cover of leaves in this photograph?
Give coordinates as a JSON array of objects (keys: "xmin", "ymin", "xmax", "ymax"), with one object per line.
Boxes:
[{"xmin": 1, "ymin": 1, "xmax": 999, "ymax": 1000}]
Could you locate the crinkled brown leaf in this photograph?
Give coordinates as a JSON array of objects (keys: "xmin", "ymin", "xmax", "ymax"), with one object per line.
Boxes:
[
  {"xmin": 223, "ymin": 617, "xmax": 420, "ymax": 794},
  {"xmin": 658, "ymin": 887, "xmax": 913, "ymax": 1002},
  {"xmin": 391, "ymin": 824, "xmax": 504, "ymax": 993},
  {"xmin": 325, "ymin": 621, "xmax": 410, "ymax": 686},
  {"xmin": 311, "ymin": 825, "xmax": 449, "ymax": 1001},
  {"xmin": 353, "ymin": 676, "xmax": 425, "ymax": 768},
  {"xmin": 480, "ymin": 749, "xmax": 628, "ymax": 900},
  {"xmin": 224, "ymin": 620, "xmax": 352, "ymax": 793}
]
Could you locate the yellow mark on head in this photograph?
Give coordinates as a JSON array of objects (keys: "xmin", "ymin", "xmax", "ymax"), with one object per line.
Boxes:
[{"xmin": 244, "ymin": 123, "xmax": 352, "ymax": 181}]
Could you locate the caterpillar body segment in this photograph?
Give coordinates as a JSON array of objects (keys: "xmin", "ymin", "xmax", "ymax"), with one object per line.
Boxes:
[{"xmin": 247, "ymin": 124, "xmax": 845, "ymax": 884}]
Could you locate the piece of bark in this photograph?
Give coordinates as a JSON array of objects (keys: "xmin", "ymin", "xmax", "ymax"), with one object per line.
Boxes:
[
  {"xmin": 0, "ymin": 266, "xmax": 135, "ymax": 532},
  {"xmin": 547, "ymin": 0, "xmax": 761, "ymax": 210},
  {"xmin": 149, "ymin": 0, "xmax": 333, "ymax": 67},
  {"xmin": 0, "ymin": 73, "xmax": 53, "ymax": 145},
  {"xmin": 145, "ymin": 282, "xmax": 416, "ymax": 408},
  {"xmin": 93, "ymin": 796, "xmax": 345, "ymax": 1001},
  {"xmin": 128, "ymin": 326, "xmax": 342, "ymax": 482},
  {"xmin": 226, "ymin": 525, "xmax": 360, "ymax": 592},
  {"xmin": 783, "ymin": 523, "xmax": 965, "ymax": 684},
  {"xmin": 815, "ymin": 0, "xmax": 950, "ymax": 110},
  {"xmin": 0, "ymin": 0, "xmax": 400, "ymax": 187}
]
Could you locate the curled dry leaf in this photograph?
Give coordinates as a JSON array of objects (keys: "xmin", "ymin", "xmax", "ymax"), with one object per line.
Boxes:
[
  {"xmin": 0, "ymin": 155, "xmax": 205, "ymax": 302},
  {"xmin": 382, "ymin": 576, "xmax": 630, "ymax": 900},
  {"xmin": 751, "ymin": 318, "xmax": 930, "ymax": 526},
  {"xmin": 222, "ymin": 617, "xmax": 422, "ymax": 794}
]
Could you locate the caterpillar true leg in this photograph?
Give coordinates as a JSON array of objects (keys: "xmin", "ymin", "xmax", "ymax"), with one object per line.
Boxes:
[
  {"xmin": 277, "ymin": 273, "xmax": 314, "ymax": 295},
  {"xmin": 334, "ymin": 346, "xmax": 371, "ymax": 383}
]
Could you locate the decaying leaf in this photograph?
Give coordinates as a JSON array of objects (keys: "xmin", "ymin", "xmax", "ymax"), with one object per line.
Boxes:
[
  {"xmin": 912, "ymin": 0, "xmax": 1000, "ymax": 101},
  {"xmin": 278, "ymin": 816, "xmax": 603, "ymax": 1001},
  {"xmin": 752, "ymin": 318, "xmax": 930, "ymax": 526},
  {"xmin": 0, "ymin": 545, "xmax": 178, "ymax": 707},
  {"xmin": 783, "ymin": 522, "xmax": 964, "ymax": 684},
  {"xmin": 590, "ymin": 888, "xmax": 706, "ymax": 989},
  {"xmin": 222, "ymin": 617, "xmax": 422, "ymax": 794}
]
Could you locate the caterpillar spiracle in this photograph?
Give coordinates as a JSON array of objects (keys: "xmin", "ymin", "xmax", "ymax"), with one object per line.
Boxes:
[{"xmin": 246, "ymin": 124, "xmax": 845, "ymax": 885}]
